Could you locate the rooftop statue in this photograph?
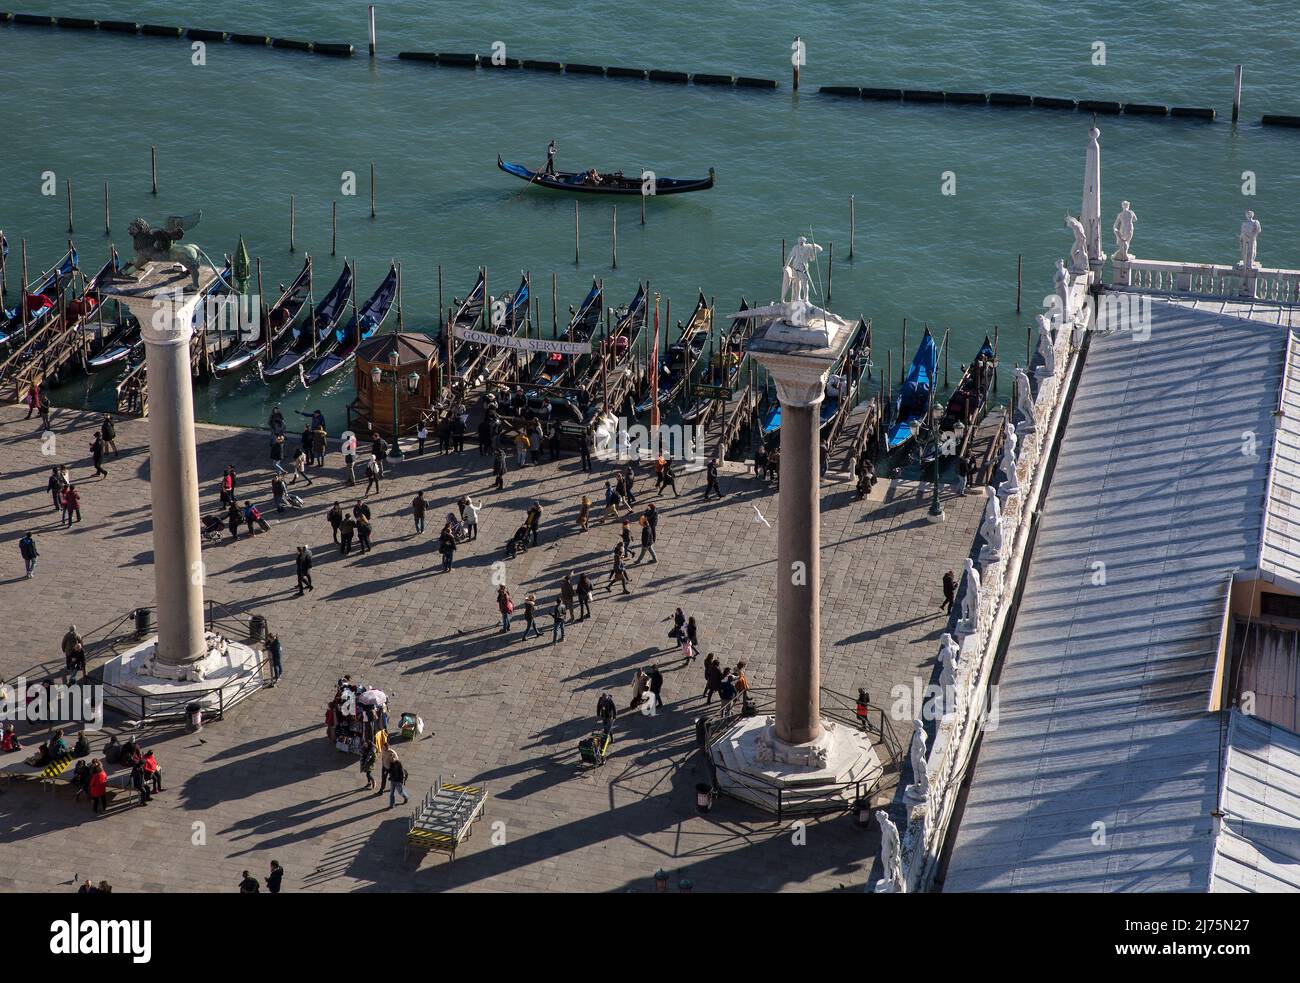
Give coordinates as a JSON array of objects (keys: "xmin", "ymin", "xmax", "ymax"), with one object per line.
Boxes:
[
  {"xmin": 1064, "ymin": 214, "xmax": 1088, "ymax": 273},
  {"xmin": 1239, "ymin": 209, "xmax": 1261, "ymax": 270},
  {"xmin": 1113, "ymin": 201, "xmax": 1136, "ymax": 262},
  {"xmin": 905, "ymin": 718, "xmax": 930, "ymax": 802},
  {"xmin": 874, "ymin": 810, "xmax": 904, "ymax": 892},
  {"xmin": 125, "ymin": 211, "xmax": 205, "ymax": 288}
]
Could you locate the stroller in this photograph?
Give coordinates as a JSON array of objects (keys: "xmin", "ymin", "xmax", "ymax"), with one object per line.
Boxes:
[
  {"xmin": 201, "ymin": 514, "xmax": 225, "ymax": 544},
  {"xmin": 444, "ymin": 512, "xmax": 469, "ymax": 543},
  {"xmin": 578, "ymin": 729, "xmax": 612, "ymax": 767},
  {"xmin": 398, "ymin": 712, "xmax": 423, "ymax": 741},
  {"xmin": 504, "ymin": 524, "xmax": 530, "ymax": 559}
]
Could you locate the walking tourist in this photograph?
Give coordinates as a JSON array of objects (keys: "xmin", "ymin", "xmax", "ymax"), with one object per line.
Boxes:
[
  {"xmin": 295, "ymin": 545, "xmax": 314, "ymax": 596},
  {"xmin": 19, "ymin": 531, "xmax": 37, "ymax": 578}
]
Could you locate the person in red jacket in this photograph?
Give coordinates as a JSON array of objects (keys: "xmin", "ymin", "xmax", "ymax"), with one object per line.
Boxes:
[
  {"xmin": 141, "ymin": 750, "xmax": 162, "ymax": 793},
  {"xmin": 61, "ymin": 485, "xmax": 81, "ymax": 528},
  {"xmin": 88, "ymin": 759, "xmax": 108, "ymax": 813}
]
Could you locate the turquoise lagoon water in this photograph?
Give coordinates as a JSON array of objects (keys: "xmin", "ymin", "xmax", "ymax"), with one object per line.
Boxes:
[{"xmin": 1, "ymin": 1, "xmax": 1297, "ymax": 426}]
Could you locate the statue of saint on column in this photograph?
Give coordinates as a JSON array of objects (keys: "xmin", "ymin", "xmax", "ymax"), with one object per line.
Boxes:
[{"xmin": 780, "ymin": 236, "xmax": 823, "ymax": 305}]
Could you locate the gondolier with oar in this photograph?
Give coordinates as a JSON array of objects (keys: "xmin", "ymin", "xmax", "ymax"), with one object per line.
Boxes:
[{"xmin": 545, "ymin": 139, "xmax": 557, "ymax": 176}]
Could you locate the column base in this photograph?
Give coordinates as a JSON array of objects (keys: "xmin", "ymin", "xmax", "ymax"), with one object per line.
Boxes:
[
  {"xmin": 708, "ymin": 715, "xmax": 883, "ymax": 815},
  {"xmin": 97, "ymin": 633, "xmax": 266, "ymax": 720}
]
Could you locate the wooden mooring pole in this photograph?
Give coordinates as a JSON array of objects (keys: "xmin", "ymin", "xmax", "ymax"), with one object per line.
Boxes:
[
  {"xmin": 437, "ymin": 265, "xmax": 444, "ymax": 329},
  {"xmin": 331, "ymin": 201, "xmax": 337, "ymax": 256},
  {"xmin": 900, "ymin": 319, "xmax": 908, "ymax": 384},
  {"xmin": 368, "ymin": 5, "xmax": 376, "ymax": 58},
  {"xmin": 849, "ymin": 195, "xmax": 855, "ymax": 260},
  {"xmin": 1015, "ymin": 254, "xmax": 1022, "ymax": 313},
  {"xmin": 992, "ymin": 324, "xmax": 999, "ymax": 393},
  {"xmin": 1233, "ymin": 65, "xmax": 1243, "ymax": 123},
  {"xmin": 942, "ymin": 326, "xmax": 950, "ymax": 388},
  {"xmin": 827, "ymin": 242, "xmax": 833, "ymax": 302},
  {"xmin": 103, "ymin": 180, "xmax": 110, "ymax": 235},
  {"xmin": 612, "ymin": 206, "xmax": 618, "ymax": 268},
  {"xmin": 65, "ymin": 178, "xmax": 74, "ymax": 234},
  {"xmin": 370, "ymin": 161, "xmax": 376, "ymax": 218},
  {"xmin": 792, "ymin": 36, "xmax": 800, "ymax": 91},
  {"xmin": 150, "ymin": 145, "xmax": 157, "ymax": 195},
  {"xmin": 289, "ymin": 194, "xmax": 296, "ymax": 252},
  {"xmin": 574, "ymin": 201, "xmax": 581, "ymax": 264},
  {"xmin": 551, "ymin": 272, "xmax": 558, "ymax": 336}
]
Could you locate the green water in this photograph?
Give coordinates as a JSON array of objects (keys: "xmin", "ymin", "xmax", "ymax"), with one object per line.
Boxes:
[{"xmin": 2, "ymin": 1, "xmax": 1296, "ymax": 427}]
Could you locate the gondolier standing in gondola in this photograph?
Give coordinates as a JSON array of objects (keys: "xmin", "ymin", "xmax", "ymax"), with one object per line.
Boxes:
[{"xmin": 545, "ymin": 139, "xmax": 557, "ymax": 176}]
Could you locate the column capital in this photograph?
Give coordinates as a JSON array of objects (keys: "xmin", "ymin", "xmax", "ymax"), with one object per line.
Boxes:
[
  {"xmin": 754, "ymin": 351, "xmax": 832, "ymax": 407},
  {"xmin": 99, "ymin": 262, "xmax": 217, "ymax": 348}
]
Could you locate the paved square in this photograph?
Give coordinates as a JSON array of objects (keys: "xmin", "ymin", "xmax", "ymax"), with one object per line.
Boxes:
[{"xmin": 0, "ymin": 403, "xmax": 980, "ymax": 892}]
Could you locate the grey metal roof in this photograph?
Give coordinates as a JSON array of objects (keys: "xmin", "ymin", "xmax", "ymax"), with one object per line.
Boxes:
[
  {"xmin": 944, "ymin": 298, "xmax": 1285, "ymax": 892},
  {"xmin": 1163, "ymin": 297, "xmax": 1300, "ymax": 593},
  {"xmin": 1213, "ymin": 711, "xmax": 1300, "ymax": 892}
]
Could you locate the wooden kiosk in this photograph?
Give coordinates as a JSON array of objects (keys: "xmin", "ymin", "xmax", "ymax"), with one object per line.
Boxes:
[{"xmin": 348, "ymin": 332, "xmax": 441, "ymax": 439}]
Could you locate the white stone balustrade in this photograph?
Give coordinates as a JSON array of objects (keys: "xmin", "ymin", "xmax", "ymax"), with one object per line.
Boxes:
[{"xmin": 1112, "ymin": 257, "xmax": 1300, "ymax": 303}]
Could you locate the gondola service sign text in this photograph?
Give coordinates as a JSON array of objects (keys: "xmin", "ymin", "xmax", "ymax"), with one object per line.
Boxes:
[{"xmin": 453, "ymin": 325, "xmax": 591, "ymax": 355}]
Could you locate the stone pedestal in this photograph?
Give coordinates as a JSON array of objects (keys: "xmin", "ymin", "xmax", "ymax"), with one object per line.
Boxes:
[
  {"xmin": 101, "ymin": 635, "xmax": 265, "ymax": 719},
  {"xmin": 711, "ymin": 715, "xmax": 883, "ymax": 813}
]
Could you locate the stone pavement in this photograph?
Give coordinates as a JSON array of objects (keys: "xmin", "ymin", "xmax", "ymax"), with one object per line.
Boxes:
[{"xmin": 0, "ymin": 402, "xmax": 980, "ymax": 893}]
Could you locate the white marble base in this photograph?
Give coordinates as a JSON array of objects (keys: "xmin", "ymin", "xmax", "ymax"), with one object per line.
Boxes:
[
  {"xmin": 98, "ymin": 634, "xmax": 266, "ymax": 720},
  {"xmin": 708, "ymin": 714, "xmax": 883, "ymax": 814}
]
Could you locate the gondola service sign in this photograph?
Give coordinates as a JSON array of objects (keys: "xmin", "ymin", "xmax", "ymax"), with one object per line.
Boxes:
[{"xmin": 453, "ymin": 324, "xmax": 590, "ymax": 355}]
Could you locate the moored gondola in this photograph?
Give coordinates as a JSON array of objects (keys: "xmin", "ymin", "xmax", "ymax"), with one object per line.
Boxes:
[
  {"xmin": 938, "ymin": 336, "xmax": 996, "ymax": 432},
  {"xmin": 760, "ymin": 317, "xmax": 870, "ymax": 441},
  {"xmin": 885, "ymin": 327, "xmax": 938, "ymax": 453},
  {"xmin": 458, "ymin": 273, "xmax": 529, "ymax": 386},
  {"xmin": 262, "ymin": 262, "xmax": 354, "ymax": 380},
  {"xmin": 635, "ymin": 291, "xmax": 710, "ymax": 415},
  {"xmin": 213, "ymin": 257, "xmax": 313, "ymax": 377},
  {"xmin": 0, "ymin": 247, "xmax": 78, "ymax": 347},
  {"xmin": 681, "ymin": 297, "xmax": 751, "ymax": 424},
  {"xmin": 303, "ymin": 262, "xmax": 398, "ymax": 385},
  {"xmin": 498, "ymin": 155, "xmax": 714, "ymax": 196},
  {"xmin": 526, "ymin": 278, "xmax": 602, "ymax": 392}
]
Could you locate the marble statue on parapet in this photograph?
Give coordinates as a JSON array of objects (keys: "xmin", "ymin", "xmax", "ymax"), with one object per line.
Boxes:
[
  {"xmin": 874, "ymin": 810, "xmax": 904, "ymax": 893},
  {"xmin": 1113, "ymin": 201, "xmax": 1136, "ymax": 262},
  {"xmin": 957, "ymin": 557, "xmax": 982, "ymax": 637},
  {"xmin": 904, "ymin": 718, "xmax": 930, "ymax": 803},
  {"xmin": 939, "ymin": 632, "xmax": 961, "ymax": 673},
  {"xmin": 1054, "ymin": 258, "xmax": 1073, "ymax": 322},
  {"xmin": 1035, "ymin": 314, "xmax": 1056, "ymax": 380},
  {"xmin": 1238, "ymin": 210, "xmax": 1261, "ymax": 269},
  {"xmin": 978, "ymin": 485, "xmax": 1005, "ymax": 563},
  {"xmin": 1013, "ymin": 367, "xmax": 1036, "ymax": 432},
  {"xmin": 126, "ymin": 212, "xmax": 205, "ymax": 288},
  {"xmin": 1065, "ymin": 215, "xmax": 1089, "ymax": 273},
  {"xmin": 781, "ymin": 236, "xmax": 823, "ymax": 305},
  {"xmin": 939, "ymin": 634, "xmax": 959, "ymax": 713},
  {"xmin": 998, "ymin": 418, "xmax": 1020, "ymax": 499}
]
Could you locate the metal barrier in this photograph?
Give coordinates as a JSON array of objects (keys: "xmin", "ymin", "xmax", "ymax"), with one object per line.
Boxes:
[{"xmin": 696, "ymin": 685, "xmax": 901, "ymax": 818}]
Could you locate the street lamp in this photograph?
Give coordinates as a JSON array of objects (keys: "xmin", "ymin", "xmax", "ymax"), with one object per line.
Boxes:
[
  {"xmin": 928, "ymin": 375, "xmax": 944, "ymax": 522},
  {"xmin": 388, "ymin": 351, "xmax": 404, "ymax": 460}
]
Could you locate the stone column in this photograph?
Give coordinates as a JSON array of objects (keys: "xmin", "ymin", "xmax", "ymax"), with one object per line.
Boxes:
[
  {"xmin": 112, "ymin": 265, "xmax": 214, "ymax": 667},
  {"xmin": 761, "ymin": 354, "xmax": 832, "ymax": 746}
]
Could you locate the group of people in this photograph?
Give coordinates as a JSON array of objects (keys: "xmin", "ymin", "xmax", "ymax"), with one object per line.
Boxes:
[{"xmin": 238, "ymin": 862, "xmax": 285, "ymax": 893}]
